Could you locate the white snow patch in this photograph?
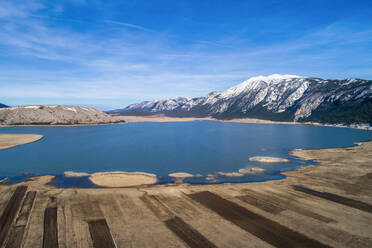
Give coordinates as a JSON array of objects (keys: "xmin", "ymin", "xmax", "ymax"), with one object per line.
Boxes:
[
  {"xmin": 64, "ymin": 107, "xmax": 77, "ymax": 113},
  {"xmin": 81, "ymin": 107, "xmax": 95, "ymax": 112},
  {"xmin": 247, "ymin": 74, "xmax": 303, "ymax": 82},
  {"xmin": 22, "ymin": 105, "xmax": 40, "ymax": 109}
]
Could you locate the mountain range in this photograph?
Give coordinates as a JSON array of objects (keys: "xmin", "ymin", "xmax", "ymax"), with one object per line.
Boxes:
[
  {"xmin": 109, "ymin": 74, "xmax": 372, "ymax": 125},
  {"xmin": 0, "ymin": 103, "xmax": 8, "ymax": 108}
]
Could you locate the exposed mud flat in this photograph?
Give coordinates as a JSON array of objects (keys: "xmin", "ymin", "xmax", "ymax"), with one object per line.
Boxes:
[{"xmin": 0, "ymin": 141, "xmax": 372, "ymax": 247}]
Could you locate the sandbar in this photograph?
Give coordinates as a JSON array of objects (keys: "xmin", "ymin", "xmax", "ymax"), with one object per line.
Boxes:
[
  {"xmin": 249, "ymin": 156, "xmax": 289, "ymax": 163},
  {"xmin": 217, "ymin": 172, "xmax": 244, "ymax": 177},
  {"xmin": 64, "ymin": 171, "xmax": 90, "ymax": 177},
  {"xmin": 238, "ymin": 167, "xmax": 265, "ymax": 173},
  {"xmin": 218, "ymin": 167, "xmax": 265, "ymax": 177},
  {"xmin": 168, "ymin": 172, "xmax": 194, "ymax": 178},
  {"xmin": 0, "ymin": 134, "xmax": 43, "ymax": 150},
  {"xmin": 89, "ymin": 171, "xmax": 157, "ymax": 187},
  {"xmin": 205, "ymin": 174, "xmax": 217, "ymax": 181}
]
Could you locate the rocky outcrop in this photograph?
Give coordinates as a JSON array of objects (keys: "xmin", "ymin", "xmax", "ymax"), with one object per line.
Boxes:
[{"xmin": 0, "ymin": 105, "xmax": 124, "ymax": 125}]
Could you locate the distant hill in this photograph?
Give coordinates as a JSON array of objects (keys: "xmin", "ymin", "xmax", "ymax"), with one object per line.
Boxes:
[
  {"xmin": 0, "ymin": 103, "xmax": 9, "ymax": 108},
  {"xmin": 109, "ymin": 74, "xmax": 372, "ymax": 125},
  {"xmin": 0, "ymin": 105, "xmax": 125, "ymax": 125}
]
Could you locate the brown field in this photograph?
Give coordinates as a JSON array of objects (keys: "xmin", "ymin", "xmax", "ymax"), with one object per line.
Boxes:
[
  {"xmin": 88, "ymin": 219, "xmax": 116, "ymax": 248},
  {"xmin": 0, "ymin": 141, "xmax": 372, "ymax": 247}
]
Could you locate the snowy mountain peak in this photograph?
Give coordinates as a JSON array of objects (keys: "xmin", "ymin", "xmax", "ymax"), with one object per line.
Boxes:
[
  {"xmin": 247, "ymin": 74, "xmax": 303, "ymax": 82},
  {"xmin": 223, "ymin": 74, "xmax": 304, "ymax": 98}
]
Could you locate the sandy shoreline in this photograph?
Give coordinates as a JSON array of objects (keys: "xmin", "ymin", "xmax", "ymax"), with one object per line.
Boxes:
[
  {"xmin": 56, "ymin": 141, "xmax": 372, "ymax": 188},
  {"xmin": 0, "ymin": 134, "xmax": 43, "ymax": 150},
  {"xmin": 0, "ymin": 120, "xmax": 126, "ymax": 128},
  {"xmin": 59, "ymin": 167, "xmax": 267, "ymax": 187},
  {"xmin": 119, "ymin": 115, "xmax": 296, "ymax": 125},
  {"xmin": 0, "ymin": 115, "xmax": 297, "ymax": 126},
  {"xmin": 1, "ymin": 114, "xmax": 370, "ymax": 130},
  {"xmin": 109, "ymin": 115, "xmax": 372, "ymax": 130}
]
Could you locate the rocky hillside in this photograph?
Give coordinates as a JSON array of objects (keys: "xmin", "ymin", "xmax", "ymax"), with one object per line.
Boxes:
[
  {"xmin": 0, "ymin": 105, "xmax": 124, "ymax": 125},
  {"xmin": 0, "ymin": 103, "xmax": 8, "ymax": 108},
  {"xmin": 110, "ymin": 74, "xmax": 372, "ymax": 125}
]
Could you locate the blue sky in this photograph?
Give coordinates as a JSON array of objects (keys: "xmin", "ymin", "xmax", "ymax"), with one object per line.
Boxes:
[{"xmin": 0, "ymin": 0, "xmax": 371, "ymax": 110}]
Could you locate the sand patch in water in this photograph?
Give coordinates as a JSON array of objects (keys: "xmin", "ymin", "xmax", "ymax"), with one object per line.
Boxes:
[
  {"xmin": 89, "ymin": 171, "xmax": 157, "ymax": 187},
  {"xmin": 249, "ymin": 156, "xmax": 289, "ymax": 163},
  {"xmin": 0, "ymin": 134, "xmax": 43, "ymax": 150},
  {"xmin": 64, "ymin": 171, "xmax": 90, "ymax": 177},
  {"xmin": 168, "ymin": 172, "xmax": 194, "ymax": 178}
]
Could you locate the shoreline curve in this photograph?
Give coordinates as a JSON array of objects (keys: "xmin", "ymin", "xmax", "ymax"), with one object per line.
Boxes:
[{"xmin": 0, "ymin": 134, "xmax": 43, "ymax": 150}]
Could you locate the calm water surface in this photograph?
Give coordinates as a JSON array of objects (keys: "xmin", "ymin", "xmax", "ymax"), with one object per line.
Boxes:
[{"xmin": 1, "ymin": 121, "xmax": 372, "ymax": 187}]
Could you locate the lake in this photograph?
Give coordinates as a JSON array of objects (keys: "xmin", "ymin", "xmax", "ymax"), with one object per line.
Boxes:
[{"xmin": 1, "ymin": 121, "xmax": 372, "ymax": 187}]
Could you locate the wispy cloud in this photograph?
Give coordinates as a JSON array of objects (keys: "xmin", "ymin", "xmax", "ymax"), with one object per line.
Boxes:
[
  {"xmin": 104, "ymin": 20, "xmax": 152, "ymax": 32},
  {"xmin": 0, "ymin": 0, "xmax": 44, "ymax": 18},
  {"xmin": 0, "ymin": 0, "xmax": 371, "ymax": 109}
]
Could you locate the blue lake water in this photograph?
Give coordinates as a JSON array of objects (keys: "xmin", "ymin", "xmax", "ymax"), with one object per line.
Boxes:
[{"xmin": 1, "ymin": 121, "xmax": 372, "ymax": 187}]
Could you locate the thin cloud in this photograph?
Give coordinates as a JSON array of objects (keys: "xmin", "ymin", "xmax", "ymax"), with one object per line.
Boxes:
[
  {"xmin": 104, "ymin": 20, "xmax": 152, "ymax": 32},
  {"xmin": 0, "ymin": 0, "xmax": 44, "ymax": 18},
  {"xmin": 0, "ymin": 0, "xmax": 371, "ymax": 109}
]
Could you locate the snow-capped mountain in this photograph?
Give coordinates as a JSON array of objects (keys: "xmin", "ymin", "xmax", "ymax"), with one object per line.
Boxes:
[{"xmin": 109, "ymin": 74, "xmax": 372, "ymax": 124}]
